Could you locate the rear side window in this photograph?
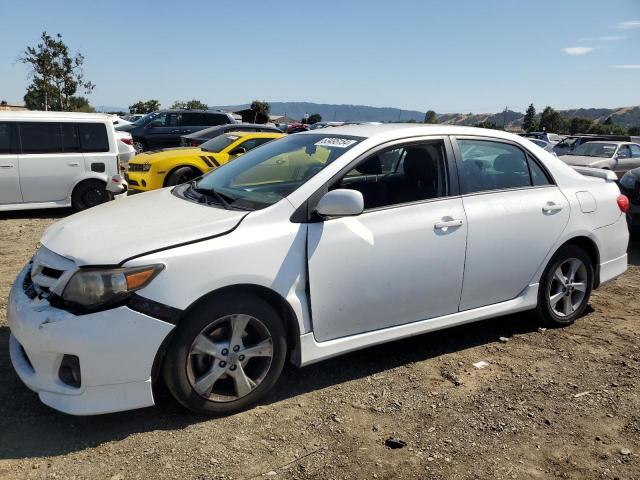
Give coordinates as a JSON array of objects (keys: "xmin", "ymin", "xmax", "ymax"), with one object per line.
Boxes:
[
  {"xmin": 203, "ymin": 113, "xmax": 229, "ymax": 126},
  {"xmin": 179, "ymin": 113, "xmax": 203, "ymax": 126},
  {"xmin": 19, "ymin": 122, "xmax": 63, "ymax": 153},
  {"xmin": 0, "ymin": 122, "xmax": 17, "ymax": 154},
  {"xmin": 78, "ymin": 123, "xmax": 109, "ymax": 152},
  {"xmin": 61, "ymin": 124, "xmax": 80, "ymax": 152},
  {"xmin": 457, "ymin": 139, "xmax": 550, "ymax": 194}
]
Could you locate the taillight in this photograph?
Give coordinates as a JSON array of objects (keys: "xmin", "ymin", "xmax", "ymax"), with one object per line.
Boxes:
[
  {"xmin": 120, "ymin": 137, "xmax": 133, "ymax": 145},
  {"xmin": 191, "ymin": 141, "xmax": 201, "ymax": 147},
  {"xmin": 617, "ymin": 194, "xmax": 629, "ymax": 213}
]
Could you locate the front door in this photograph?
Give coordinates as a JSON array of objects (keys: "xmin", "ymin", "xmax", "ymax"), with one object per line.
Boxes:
[
  {"xmin": 0, "ymin": 122, "xmax": 22, "ymax": 204},
  {"xmin": 453, "ymin": 137, "xmax": 570, "ymax": 311},
  {"xmin": 145, "ymin": 112, "xmax": 180, "ymax": 149},
  {"xmin": 307, "ymin": 139, "xmax": 468, "ymax": 342}
]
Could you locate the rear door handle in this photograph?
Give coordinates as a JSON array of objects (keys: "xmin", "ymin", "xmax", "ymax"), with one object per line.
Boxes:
[
  {"xmin": 542, "ymin": 202, "xmax": 563, "ymax": 214},
  {"xmin": 67, "ymin": 162, "xmax": 80, "ymax": 167},
  {"xmin": 0, "ymin": 164, "xmax": 14, "ymax": 169},
  {"xmin": 434, "ymin": 218, "xmax": 464, "ymax": 230}
]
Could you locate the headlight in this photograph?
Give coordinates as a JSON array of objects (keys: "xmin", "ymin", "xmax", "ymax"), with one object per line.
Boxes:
[
  {"xmin": 620, "ymin": 173, "xmax": 637, "ymax": 190},
  {"xmin": 62, "ymin": 265, "xmax": 163, "ymax": 309}
]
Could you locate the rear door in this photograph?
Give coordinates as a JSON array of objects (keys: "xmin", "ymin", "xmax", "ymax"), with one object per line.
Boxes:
[
  {"xmin": 0, "ymin": 122, "xmax": 22, "ymax": 204},
  {"xmin": 18, "ymin": 122, "xmax": 85, "ymax": 203},
  {"xmin": 78, "ymin": 122, "xmax": 116, "ymax": 176},
  {"xmin": 453, "ymin": 136, "xmax": 570, "ymax": 311},
  {"xmin": 615, "ymin": 145, "xmax": 636, "ymax": 175}
]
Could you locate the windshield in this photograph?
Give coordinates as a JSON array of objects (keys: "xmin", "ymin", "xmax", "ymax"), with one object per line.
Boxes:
[
  {"xmin": 176, "ymin": 134, "xmax": 363, "ymax": 210},
  {"xmin": 132, "ymin": 112, "xmax": 158, "ymax": 126},
  {"xmin": 570, "ymin": 142, "xmax": 617, "ymax": 158},
  {"xmin": 201, "ymin": 134, "xmax": 241, "ymax": 153}
]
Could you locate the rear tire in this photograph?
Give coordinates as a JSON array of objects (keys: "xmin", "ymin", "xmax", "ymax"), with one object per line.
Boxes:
[
  {"xmin": 162, "ymin": 294, "xmax": 287, "ymax": 415},
  {"xmin": 71, "ymin": 180, "xmax": 110, "ymax": 210},
  {"xmin": 533, "ymin": 245, "xmax": 594, "ymax": 327},
  {"xmin": 132, "ymin": 139, "xmax": 147, "ymax": 153},
  {"xmin": 165, "ymin": 166, "xmax": 201, "ymax": 187}
]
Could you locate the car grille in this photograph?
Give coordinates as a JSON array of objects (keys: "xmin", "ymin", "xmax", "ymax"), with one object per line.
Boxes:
[
  {"xmin": 128, "ymin": 163, "xmax": 148, "ymax": 172},
  {"xmin": 25, "ymin": 247, "xmax": 76, "ymax": 298}
]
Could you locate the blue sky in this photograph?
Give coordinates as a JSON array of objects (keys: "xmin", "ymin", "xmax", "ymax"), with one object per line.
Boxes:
[{"xmin": 0, "ymin": 0, "xmax": 638, "ymax": 113}]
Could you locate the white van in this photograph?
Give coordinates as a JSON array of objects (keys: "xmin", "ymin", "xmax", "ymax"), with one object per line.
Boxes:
[{"xmin": 0, "ymin": 111, "xmax": 126, "ymax": 211}]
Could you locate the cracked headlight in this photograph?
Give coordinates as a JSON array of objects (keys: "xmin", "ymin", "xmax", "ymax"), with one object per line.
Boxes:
[{"xmin": 62, "ymin": 265, "xmax": 164, "ymax": 309}]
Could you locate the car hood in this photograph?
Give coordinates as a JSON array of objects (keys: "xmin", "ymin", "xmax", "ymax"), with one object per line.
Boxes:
[
  {"xmin": 40, "ymin": 188, "xmax": 248, "ymax": 266},
  {"xmin": 559, "ymin": 155, "xmax": 608, "ymax": 167},
  {"xmin": 129, "ymin": 147, "xmax": 204, "ymax": 164}
]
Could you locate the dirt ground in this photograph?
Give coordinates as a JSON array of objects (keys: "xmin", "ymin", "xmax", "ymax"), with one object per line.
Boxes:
[{"xmin": 0, "ymin": 209, "xmax": 638, "ymax": 480}]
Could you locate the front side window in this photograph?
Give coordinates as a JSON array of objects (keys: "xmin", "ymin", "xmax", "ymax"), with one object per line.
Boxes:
[
  {"xmin": 334, "ymin": 141, "xmax": 448, "ymax": 209},
  {"xmin": 19, "ymin": 122, "xmax": 63, "ymax": 154},
  {"xmin": 203, "ymin": 114, "xmax": 228, "ymax": 126},
  {"xmin": 617, "ymin": 145, "xmax": 631, "ymax": 159},
  {"xmin": 629, "ymin": 144, "xmax": 640, "ymax": 157},
  {"xmin": 177, "ymin": 134, "xmax": 362, "ymax": 210},
  {"xmin": 457, "ymin": 139, "xmax": 549, "ymax": 194},
  {"xmin": 78, "ymin": 123, "xmax": 109, "ymax": 152}
]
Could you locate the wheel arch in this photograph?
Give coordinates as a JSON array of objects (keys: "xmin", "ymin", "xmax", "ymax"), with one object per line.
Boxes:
[
  {"xmin": 163, "ymin": 163, "xmax": 205, "ymax": 187},
  {"xmin": 69, "ymin": 175, "xmax": 108, "ymax": 199},
  {"xmin": 552, "ymin": 235, "xmax": 601, "ymax": 288}
]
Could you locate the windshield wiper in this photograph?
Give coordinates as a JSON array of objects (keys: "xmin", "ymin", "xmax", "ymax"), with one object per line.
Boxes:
[{"xmin": 190, "ymin": 181, "xmax": 252, "ymax": 211}]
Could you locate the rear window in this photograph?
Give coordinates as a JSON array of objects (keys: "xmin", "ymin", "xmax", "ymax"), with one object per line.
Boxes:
[
  {"xmin": 179, "ymin": 113, "xmax": 204, "ymax": 126},
  {"xmin": 0, "ymin": 123, "xmax": 16, "ymax": 154},
  {"xmin": 203, "ymin": 113, "xmax": 230, "ymax": 126},
  {"xmin": 201, "ymin": 134, "xmax": 241, "ymax": 153},
  {"xmin": 78, "ymin": 123, "xmax": 109, "ymax": 152}
]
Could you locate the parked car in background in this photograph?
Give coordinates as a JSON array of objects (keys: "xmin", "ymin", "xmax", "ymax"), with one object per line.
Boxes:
[
  {"xmin": 116, "ymin": 110, "xmax": 237, "ymax": 153},
  {"xmin": 124, "ymin": 113, "xmax": 145, "ymax": 123},
  {"xmin": 524, "ymin": 138, "xmax": 556, "ymax": 154},
  {"xmin": 109, "ymin": 115, "xmax": 131, "ymax": 127},
  {"xmin": 619, "ymin": 167, "xmax": 640, "ymax": 231},
  {"xmin": 180, "ymin": 123, "xmax": 282, "ymax": 147},
  {"xmin": 7, "ymin": 124, "xmax": 629, "ymax": 416},
  {"xmin": 286, "ymin": 123, "xmax": 309, "ymax": 133},
  {"xmin": 308, "ymin": 122, "xmax": 346, "ymax": 130},
  {"xmin": 559, "ymin": 141, "xmax": 640, "ymax": 177},
  {"xmin": 115, "ymin": 130, "xmax": 136, "ymax": 169},
  {"xmin": 553, "ymin": 134, "xmax": 640, "ymax": 156},
  {"xmin": 0, "ymin": 111, "xmax": 126, "ymax": 211},
  {"xmin": 521, "ymin": 132, "xmax": 562, "ymax": 144},
  {"xmin": 127, "ymin": 131, "xmax": 283, "ymax": 190}
]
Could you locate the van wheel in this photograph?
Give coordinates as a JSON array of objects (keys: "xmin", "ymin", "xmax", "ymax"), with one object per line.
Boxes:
[
  {"xmin": 72, "ymin": 180, "xmax": 110, "ymax": 210},
  {"xmin": 165, "ymin": 166, "xmax": 201, "ymax": 186},
  {"xmin": 534, "ymin": 245, "xmax": 594, "ymax": 327},
  {"xmin": 132, "ymin": 139, "xmax": 147, "ymax": 153},
  {"xmin": 162, "ymin": 295, "xmax": 287, "ymax": 415}
]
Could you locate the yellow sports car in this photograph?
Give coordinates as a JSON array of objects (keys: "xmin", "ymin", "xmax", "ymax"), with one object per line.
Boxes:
[{"xmin": 126, "ymin": 131, "xmax": 284, "ymax": 191}]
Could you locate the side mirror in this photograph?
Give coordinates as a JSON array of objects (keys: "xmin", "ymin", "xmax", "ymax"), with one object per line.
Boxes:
[
  {"xmin": 316, "ymin": 189, "xmax": 364, "ymax": 218},
  {"xmin": 228, "ymin": 147, "xmax": 247, "ymax": 156}
]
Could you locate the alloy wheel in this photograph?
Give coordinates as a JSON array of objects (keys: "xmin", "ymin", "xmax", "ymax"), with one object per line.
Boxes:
[
  {"xmin": 548, "ymin": 258, "xmax": 588, "ymax": 317},
  {"xmin": 186, "ymin": 314, "xmax": 274, "ymax": 402}
]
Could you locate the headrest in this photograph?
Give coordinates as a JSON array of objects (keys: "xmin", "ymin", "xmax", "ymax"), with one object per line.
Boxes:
[
  {"xmin": 494, "ymin": 154, "xmax": 525, "ymax": 173},
  {"xmin": 356, "ymin": 156, "xmax": 382, "ymax": 175}
]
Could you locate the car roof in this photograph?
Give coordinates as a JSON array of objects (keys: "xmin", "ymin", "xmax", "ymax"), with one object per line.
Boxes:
[
  {"xmin": 581, "ymin": 141, "xmax": 630, "ymax": 146},
  {"xmin": 224, "ymin": 131, "xmax": 283, "ymax": 138},
  {"xmin": 0, "ymin": 110, "xmax": 112, "ymax": 121},
  {"xmin": 296, "ymin": 123, "xmax": 526, "ymax": 142}
]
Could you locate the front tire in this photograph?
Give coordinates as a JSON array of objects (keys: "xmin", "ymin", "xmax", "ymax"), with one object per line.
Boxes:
[
  {"xmin": 534, "ymin": 245, "xmax": 594, "ymax": 327},
  {"xmin": 162, "ymin": 295, "xmax": 287, "ymax": 415},
  {"xmin": 71, "ymin": 180, "xmax": 110, "ymax": 210},
  {"xmin": 165, "ymin": 166, "xmax": 201, "ymax": 187}
]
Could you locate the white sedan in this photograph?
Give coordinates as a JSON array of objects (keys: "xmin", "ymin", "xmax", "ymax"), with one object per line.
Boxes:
[{"xmin": 7, "ymin": 124, "xmax": 629, "ymax": 415}]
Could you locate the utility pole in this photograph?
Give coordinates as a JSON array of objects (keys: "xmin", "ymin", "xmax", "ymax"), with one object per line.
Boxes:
[{"xmin": 503, "ymin": 106, "xmax": 508, "ymax": 129}]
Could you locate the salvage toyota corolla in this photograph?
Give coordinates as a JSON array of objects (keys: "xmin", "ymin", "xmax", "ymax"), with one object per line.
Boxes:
[{"xmin": 8, "ymin": 124, "xmax": 629, "ymax": 415}]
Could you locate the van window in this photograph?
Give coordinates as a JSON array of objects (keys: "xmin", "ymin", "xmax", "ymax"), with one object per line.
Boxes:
[
  {"xmin": 0, "ymin": 123, "xmax": 16, "ymax": 154},
  {"xmin": 61, "ymin": 124, "xmax": 80, "ymax": 152},
  {"xmin": 19, "ymin": 122, "xmax": 64, "ymax": 154},
  {"xmin": 78, "ymin": 123, "xmax": 109, "ymax": 152},
  {"xmin": 203, "ymin": 113, "xmax": 229, "ymax": 126},
  {"xmin": 179, "ymin": 113, "xmax": 204, "ymax": 126}
]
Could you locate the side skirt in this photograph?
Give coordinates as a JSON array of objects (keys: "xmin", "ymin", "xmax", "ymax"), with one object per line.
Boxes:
[{"xmin": 297, "ymin": 284, "xmax": 539, "ymax": 367}]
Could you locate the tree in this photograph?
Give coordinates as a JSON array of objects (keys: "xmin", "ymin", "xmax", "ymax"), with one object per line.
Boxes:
[
  {"xmin": 19, "ymin": 32, "xmax": 94, "ymax": 111},
  {"xmin": 538, "ymin": 106, "xmax": 566, "ymax": 133},
  {"xmin": 68, "ymin": 96, "xmax": 95, "ymax": 112},
  {"xmin": 588, "ymin": 122, "xmax": 627, "ymax": 136},
  {"xmin": 424, "ymin": 110, "xmax": 438, "ymax": 124},
  {"xmin": 628, "ymin": 126, "xmax": 640, "ymax": 136},
  {"xmin": 475, "ymin": 121, "xmax": 501, "ymax": 130},
  {"xmin": 170, "ymin": 99, "xmax": 208, "ymax": 110},
  {"xmin": 568, "ymin": 117, "xmax": 593, "ymax": 134},
  {"xmin": 249, "ymin": 100, "xmax": 271, "ymax": 123},
  {"xmin": 603, "ymin": 116, "xmax": 613, "ymax": 125},
  {"xmin": 129, "ymin": 100, "xmax": 160, "ymax": 114},
  {"xmin": 522, "ymin": 104, "xmax": 536, "ymax": 132},
  {"xmin": 307, "ymin": 113, "xmax": 322, "ymax": 124}
]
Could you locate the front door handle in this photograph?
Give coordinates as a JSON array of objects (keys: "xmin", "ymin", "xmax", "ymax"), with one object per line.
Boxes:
[
  {"xmin": 542, "ymin": 202, "xmax": 563, "ymax": 214},
  {"xmin": 434, "ymin": 218, "xmax": 464, "ymax": 230},
  {"xmin": 0, "ymin": 164, "xmax": 14, "ymax": 169},
  {"xmin": 67, "ymin": 162, "xmax": 80, "ymax": 167}
]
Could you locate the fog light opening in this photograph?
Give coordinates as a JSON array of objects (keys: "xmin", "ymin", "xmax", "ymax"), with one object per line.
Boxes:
[
  {"xmin": 141, "ymin": 179, "xmax": 147, "ymax": 187},
  {"xmin": 58, "ymin": 355, "xmax": 81, "ymax": 388}
]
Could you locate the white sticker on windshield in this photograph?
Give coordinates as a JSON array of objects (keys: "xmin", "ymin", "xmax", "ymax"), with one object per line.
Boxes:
[
  {"xmin": 315, "ymin": 138, "xmax": 357, "ymax": 148},
  {"xmin": 227, "ymin": 135, "xmax": 239, "ymax": 140}
]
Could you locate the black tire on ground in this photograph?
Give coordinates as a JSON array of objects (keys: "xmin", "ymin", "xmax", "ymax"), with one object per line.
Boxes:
[
  {"xmin": 71, "ymin": 180, "xmax": 110, "ymax": 210},
  {"xmin": 533, "ymin": 244, "xmax": 594, "ymax": 327},
  {"xmin": 162, "ymin": 294, "xmax": 287, "ymax": 415},
  {"xmin": 165, "ymin": 166, "xmax": 201, "ymax": 187}
]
